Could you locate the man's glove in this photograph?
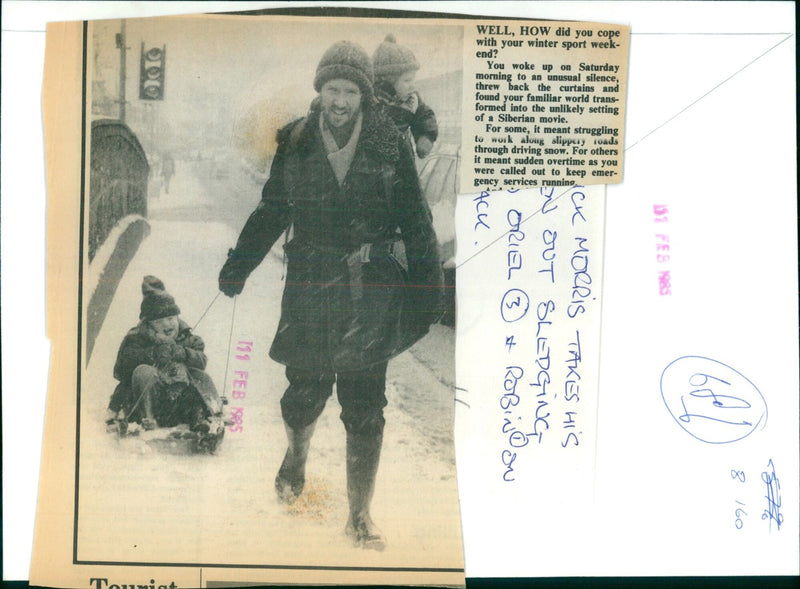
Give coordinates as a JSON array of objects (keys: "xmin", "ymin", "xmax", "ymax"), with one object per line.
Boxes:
[
  {"xmin": 415, "ymin": 136, "xmax": 434, "ymax": 159},
  {"xmin": 219, "ymin": 248, "xmax": 249, "ymax": 297}
]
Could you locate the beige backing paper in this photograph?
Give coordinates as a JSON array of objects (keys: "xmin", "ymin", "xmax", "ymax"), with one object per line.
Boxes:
[{"xmin": 32, "ymin": 10, "xmax": 628, "ymax": 588}]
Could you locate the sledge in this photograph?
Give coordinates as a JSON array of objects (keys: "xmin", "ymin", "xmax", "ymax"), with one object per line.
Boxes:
[
  {"xmin": 104, "ymin": 285, "xmax": 238, "ymax": 456},
  {"xmin": 106, "ymin": 406, "xmax": 229, "ymax": 455}
]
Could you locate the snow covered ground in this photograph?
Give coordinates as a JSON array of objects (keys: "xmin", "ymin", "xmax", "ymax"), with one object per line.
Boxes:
[{"xmin": 77, "ymin": 162, "xmax": 463, "ymax": 570}]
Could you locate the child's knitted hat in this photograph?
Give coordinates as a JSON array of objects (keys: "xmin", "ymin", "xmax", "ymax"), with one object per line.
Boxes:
[
  {"xmin": 139, "ymin": 275, "xmax": 181, "ymax": 321},
  {"xmin": 373, "ymin": 35, "xmax": 419, "ymax": 78}
]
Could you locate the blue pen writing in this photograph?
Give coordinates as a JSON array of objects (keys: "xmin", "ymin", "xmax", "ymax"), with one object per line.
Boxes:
[
  {"xmin": 540, "ymin": 186, "xmax": 558, "ymax": 214},
  {"xmin": 536, "ymin": 300, "xmax": 555, "ymax": 337},
  {"xmin": 561, "ymin": 411, "xmax": 580, "ymax": 448},
  {"xmin": 565, "ymin": 331, "xmax": 582, "ymax": 402},
  {"xmin": 473, "ymin": 191, "xmax": 491, "ymax": 232},
  {"xmin": 500, "ymin": 288, "xmax": 530, "ymax": 323},
  {"xmin": 568, "ymin": 237, "xmax": 592, "ymax": 318},
  {"xmin": 570, "ymin": 186, "xmax": 587, "ymax": 226},
  {"xmin": 661, "ymin": 356, "xmax": 767, "ymax": 444},
  {"xmin": 678, "ymin": 375, "xmax": 754, "ymax": 426},
  {"xmin": 533, "ymin": 387, "xmax": 551, "ymax": 444},
  {"xmin": 501, "ymin": 449, "xmax": 516, "ymax": 482},
  {"xmin": 761, "ymin": 459, "xmax": 783, "ymax": 532},
  {"xmin": 506, "ymin": 208, "xmax": 525, "ymax": 279},
  {"xmin": 539, "ymin": 229, "xmax": 557, "ymax": 283}
]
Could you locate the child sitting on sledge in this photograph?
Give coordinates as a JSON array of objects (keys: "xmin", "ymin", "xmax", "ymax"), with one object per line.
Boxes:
[
  {"xmin": 372, "ymin": 34, "xmax": 439, "ymax": 158},
  {"xmin": 106, "ymin": 276, "xmax": 222, "ymax": 434}
]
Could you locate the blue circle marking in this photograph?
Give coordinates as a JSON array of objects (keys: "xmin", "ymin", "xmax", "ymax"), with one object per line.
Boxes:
[
  {"xmin": 660, "ymin": 355, "xmax": 767, "ymax": 444},
  {"xmin": 500, "ymin": 289, "xmax": 530, "ymax": 323}
]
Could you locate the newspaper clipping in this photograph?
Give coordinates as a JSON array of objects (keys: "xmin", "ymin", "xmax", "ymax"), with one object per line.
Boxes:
[
  {"xmin": 32, "ymin": 9, "xmax": 629, "ymax": 588},
  {"xmin": 463, "ymin": 21, "xmax": 628, "ymax": 191}
]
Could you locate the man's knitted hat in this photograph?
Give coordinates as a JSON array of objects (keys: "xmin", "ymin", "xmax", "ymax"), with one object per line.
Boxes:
[
  {"xmin": 372, "ymin": 34, "xmax": 419, "ymax": 78},
  {"xmin": 314, "ymin": 41, "xmax": 374, "ymax": 101},
  {"xmin": 139, "ymin": 275, "xmax": 181, "ymax": 321}
]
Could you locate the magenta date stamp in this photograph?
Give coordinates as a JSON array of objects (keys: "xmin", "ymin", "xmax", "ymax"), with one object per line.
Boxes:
[
  {"xmin": 653, "ymin": 204, "xmax": 671, "ymax": 296},
  {"xmin": 228, "ymin": 340, "xmax": 252, "ymax": 433}
]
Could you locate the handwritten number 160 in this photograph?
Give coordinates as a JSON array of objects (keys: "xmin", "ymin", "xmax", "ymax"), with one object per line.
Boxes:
[
  {"xmin": 734, "ymin": 500, "xmax": 747, "ymax": 530},
  {"xmin": 730, "ymin": 470, "xmax": 746, "ymax": 530}
]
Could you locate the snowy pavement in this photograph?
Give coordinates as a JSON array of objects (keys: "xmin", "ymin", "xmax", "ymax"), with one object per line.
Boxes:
[{"xmin": 77, "ymin": 163, "xmax": 463, "ymax": 569}]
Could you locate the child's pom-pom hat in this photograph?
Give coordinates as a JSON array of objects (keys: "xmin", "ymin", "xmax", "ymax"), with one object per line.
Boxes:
[
  {"xmin": 140, "ymin": 275, "xmax": 181, "ymax": 321},
  {"xmin": 373, "ymin": 34, "xmax": 419, "ymax": 78}
]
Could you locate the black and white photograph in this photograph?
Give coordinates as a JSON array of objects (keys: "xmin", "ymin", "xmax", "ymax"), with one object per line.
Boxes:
[{"xmin": 76, "ymin": 12, "xmax": 465, "ymax": 579}]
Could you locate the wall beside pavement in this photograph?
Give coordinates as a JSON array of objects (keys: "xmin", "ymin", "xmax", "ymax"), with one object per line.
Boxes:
[{"xmin": 86, "ymin": 216, "xmax": 150, "ymax": 361}]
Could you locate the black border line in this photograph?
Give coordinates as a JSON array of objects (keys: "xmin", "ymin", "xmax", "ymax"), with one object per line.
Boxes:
[
  {"xmin": 72, "ymin": 16, "xmax": 463, "ymax": 576},
  {"xmin": 73, "ymin": 18, "xmax": 89, "ymax": 565},
  {"xmin": 73, "ymin": 560, "xmax": 464, "ymax": 573}
]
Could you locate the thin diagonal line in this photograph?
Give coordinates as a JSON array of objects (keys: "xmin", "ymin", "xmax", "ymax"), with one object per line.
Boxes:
[
  {"xmin": 455, "ymin": 185, "xmax": 576, "ymax": 269},
  {"xmin": 221, "ymin": 296, "xmax": 237, "ymax": 398},
  {"xmin": 632, "ymin": 32, "xmax": 792, "ymax": 36},
  {"xmin": 192, "ymin": 291, "xmax": 221, "ymax": 331},
  {"xmin": 625, "ymin": 33, "xmax": 793, "ymax": 152},
  {"xmin": 456, "ymin": 34, "xmax": 791, "ymax": 268}
]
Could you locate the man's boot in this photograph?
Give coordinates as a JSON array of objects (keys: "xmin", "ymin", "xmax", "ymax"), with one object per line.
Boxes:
[
  {"xmin": 275, "ymin": 420, "xmax": 317, "ymax": 504},
  {"xmin": 345, "ymin": 432, "xmax": 386, "ymax": 551}
]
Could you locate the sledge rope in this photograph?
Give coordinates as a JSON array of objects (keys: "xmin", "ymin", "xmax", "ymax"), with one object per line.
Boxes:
[
  {"xmin": 220, "ymin": 295, "xmax": 238, "ymax": 398},
  {"xmin": 125, "ymin": 389, "xmax": 146, "ymax": 422},
  {"xmin": 192, "ymin": 291, "xmax": 222, "ymax": 331}
]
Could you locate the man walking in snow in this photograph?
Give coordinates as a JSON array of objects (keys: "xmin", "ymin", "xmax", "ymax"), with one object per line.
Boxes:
[{"xmin": 218, "ymin": 40, "xmax": 443, "ymax": 550}]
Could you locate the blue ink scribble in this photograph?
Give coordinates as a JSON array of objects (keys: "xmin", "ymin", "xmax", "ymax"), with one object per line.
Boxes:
[{"xmin": 761, "ymin": 459, "xmax": 784, "ymax": 532}]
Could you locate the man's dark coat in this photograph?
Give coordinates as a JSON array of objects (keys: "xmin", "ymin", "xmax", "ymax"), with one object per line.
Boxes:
[{"xmin": 223, "ymin": 104, "xmax": 443, "ymax": 372}]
